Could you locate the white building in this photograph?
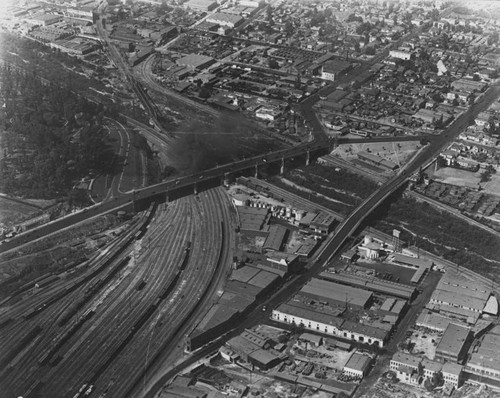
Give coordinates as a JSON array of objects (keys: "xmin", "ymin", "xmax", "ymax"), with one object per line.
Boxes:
[
  {"xmin": 389, "ymin": 50, "xmax": 413, "ymax": 60},
  {"xmin": 442, "ymin": 362, "xmax": 463, "ymax": 388}
]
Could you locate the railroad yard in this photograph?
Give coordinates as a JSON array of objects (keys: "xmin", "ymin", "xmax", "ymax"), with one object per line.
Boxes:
[{"xmin": 0, "ymin": 187, "xmax": 236, "ymax": 398}]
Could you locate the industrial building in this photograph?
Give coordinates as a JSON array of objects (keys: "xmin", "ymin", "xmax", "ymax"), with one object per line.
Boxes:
[
  {"xmin": 223, "ymin": 330, "xmax": 283, "ymax": 370},
  {"xmin": 272, "ymin": 300, "xmax": 389, "ymax": 347},
  {"xmin": 309, "ymin": 212, "xmax": 337, "ymax": 234},
  {"xmin": 416, "ymin": 310, "xmax": 455, "ymax": 332},
  {"xmin": 342, "ymin": 353, "xmax": 372, "ymax": 378},
  {"xmin": 300, "ymin": 278, "xmax": 373, "ymax": 310},
  {"xmin": 206, "ymin": 12, "xmax": 244, "ymax": 28},
  {"xmin": 183, "ymin": 0, "xmax": 218, "ymax": 12},
  {"xmin": 321, "ymin": 59, "xmax": 351, "ymax": 81},
  {"xmin": 187, "ymin": 266, "xmax": 281, "ymax": 351},
  {"xmin": 237, "ymin": 206, "xmax": 269, "ymax": 232},
  {"xmin": 435, "ymin": 323, "xmax": 473, "ymax": 364},
  {"xmin": 263, "ymin": 224, "xmax": 288, "ymax": 252},
  {"xmin": 24, "ymin": 12, "xmax": 62, "ymax": 26},
  {"xmin": 428, "ymin": 269, "xmax": 497, "ymax": 323},
  {"xmin": 176, "ymin": 54, "xmax": 215, "ymax": 70},
  {"xmin": 318, "ymin": 271, "xmax": 416, "ymax": 300},
  {"xmin": 465, "ymin": 326, "xmax": 500, "ymax": 387},
  {"xmin": 357, "ymin": 151, "xmax": 398, "ymax": 170}
]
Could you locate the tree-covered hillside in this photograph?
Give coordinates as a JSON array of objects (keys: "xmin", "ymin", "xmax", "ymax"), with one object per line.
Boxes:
[{"xmin": 0, "ymin": 67, "xmax": 114, "ymax": 199}]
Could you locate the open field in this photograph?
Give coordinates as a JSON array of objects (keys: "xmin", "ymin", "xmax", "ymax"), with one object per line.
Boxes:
[
  {"xmin": 427, "ymin": 166, "xmax": 482, "ymax": 188},
  {"xmin": 482, "ymin": 173, "xmax": 500, "ymax": 196}
]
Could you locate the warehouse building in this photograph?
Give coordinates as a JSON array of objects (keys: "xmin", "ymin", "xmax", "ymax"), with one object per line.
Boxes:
[
  {"xmin": 321, "ymin": 59, "xmax": 352, "ymax": 81},
  {"xmin": 428, "ymin": 269, "xmax": 496, "ymax": 322},
  {"xmin": 206, "ymin": 12, "xmax": 244, "ymax": 28},
  {"xmin": 318, "ymin": 271, "xmax": 416, "ymax": 300},
  {"xmin": 237, "ymin": 206, "xmax": 269, "ymax": 232},
  {"xmin": 464, "ymin": 326, "xmax": 500, "ymax": 387},
  {"xmin": 183, "ymin": 0, "xmax": 218, "ymax": 12},
  {"xmin": 272, "ymin": 301, "xmax": 389, "ymax": 347},
  {"xmin": 263, "ymin": 224, "xmax": 288, "ymax": 252},
  {"xmin": 343, "ymin": 353, "xmax": 372, "ymax": 378},
  {"xmin": 272, "ymin": 301, "xmax": 346, "ymax": 336},
  {"xmin": 416, "ymin": 310, "xmax": 454, "ymax": 332},
  {"xmin": 435, "ymin": 323, "xmax": 473, "ymax": 364},
  {"xmin": 176, "ymin": 54, "xmax": 215, "ymax": 70},
  {"xmin": 224, "ymin": 333, "xmax": 282, "ymax": 370},
  {"xmin": 300, "ymin": 278, "xmax": 373, "ymax": 310},
  {"xmin": 310, "ymin": 212, "xmax": 337, "ymax": 234},
  {"xmin": 25, "ymin": 12, "xmax": 62, "ymax": 26},
  {"xmin": 357, "ymin": 151, "xmax": 398, "ymax": 170}
]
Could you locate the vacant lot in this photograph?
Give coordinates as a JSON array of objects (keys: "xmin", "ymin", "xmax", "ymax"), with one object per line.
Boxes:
[
  {"xmin": 427, "ymin": 166, "xmax": 481, "ymax": 188},
  {"xmin": 0, "ymin": 196, "xmax": 39, "ymax": 226},
  {"xmin": 336, "ymin": 140, "xmax": 421, "ymax": 168}
]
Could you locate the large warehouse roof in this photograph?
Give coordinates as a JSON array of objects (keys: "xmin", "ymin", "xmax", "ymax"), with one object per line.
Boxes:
[
  {"xmin": 176, "ymin": 54, "xmax": 214, "ymax": 69},
  {"xmin": 318, "ymin": 271, "xmax": 415, "ymax": 299},
  {"xmin": 300, "ymin": 278, "xmax": 372, "ymax": 308},
  {"xmin": 435, "ymin": 323, "xmax": 471, "ymax": 357}
]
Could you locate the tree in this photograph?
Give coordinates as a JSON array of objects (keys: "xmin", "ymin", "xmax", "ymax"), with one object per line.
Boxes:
[
  {"xmin": 268, "ymin": 58, "xmax": 279, "ymax": 69},
  {"xmin": 488, "ymin": 31, "xmax": 499, "ymax": 45},
  {"xmin": 365, "ymin": 46, "xmax": 376, "ymax": 55},
  {"xmin": 198, "ymin": 84, "xmax": 212, "ymax": 98}
]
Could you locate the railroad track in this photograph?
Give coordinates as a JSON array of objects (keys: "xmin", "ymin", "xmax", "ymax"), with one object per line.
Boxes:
[{"xmin": 0, "ymin": 188, "xmax": 235, "ymax": 397}]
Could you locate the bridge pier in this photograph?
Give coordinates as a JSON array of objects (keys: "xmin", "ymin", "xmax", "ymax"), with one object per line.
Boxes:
[
  {"xmin": 305, "ymin": 150, "xmax": 310, "ymax": 166},
  {"xmin": 280, "ymin": 157, "xmax": 285, "ymax": 175}
]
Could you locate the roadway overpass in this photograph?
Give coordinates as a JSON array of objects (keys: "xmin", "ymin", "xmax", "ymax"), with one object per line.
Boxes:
[
  {"xmin": 0, "ymin": 132, "xmax": 456, "ymax": 255},
  {"xmin": 0, "ymin": 139, "xmax": 328, "ymax": 254}
]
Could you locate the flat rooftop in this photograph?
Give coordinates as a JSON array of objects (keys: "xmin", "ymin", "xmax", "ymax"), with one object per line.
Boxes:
[
  {"xmin": 344, "ymin": 352, "xmax": 371, "ymax": 372},
  {"xmin": 301, "ymin": 278, "xmax": 373, "ymax": 308},
  {"xmin": 436, "ymin": 323, "xmax": 471, "ymax": 357}
]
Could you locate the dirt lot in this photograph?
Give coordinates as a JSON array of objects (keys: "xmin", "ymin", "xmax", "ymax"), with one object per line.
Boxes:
[
  {"xmin": 335, "ymin": 140, "xmax": 421, "ymax": 169},
  {"xmin": 408, "ymin": 329, "xmax": 440, "ymax": 360},
  {"xmin": 291, "ymin": 343, "xmax": 353, "ymax": 371}
]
